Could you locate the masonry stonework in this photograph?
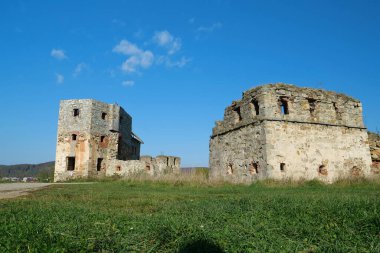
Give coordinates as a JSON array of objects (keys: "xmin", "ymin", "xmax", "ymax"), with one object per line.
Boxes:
[
  {"xmin": 54, "ymin": 99, "xmax": 180, "ymax": 182},
  {"xmin": 369, "ymin": 132, "xmax": 380, "ymax": 174},
  {"xmin": 210, "ymin": 83, "xmax": 373, "ymax": 183}
]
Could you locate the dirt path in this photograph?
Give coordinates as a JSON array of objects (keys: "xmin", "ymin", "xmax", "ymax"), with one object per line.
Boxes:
[
  {"xmin": 0, "ymin": 183, "xmax": 52, "ymax": 200},
  {"xmin": 0, "ymin": 182, "xmax": 95, "ymax": 200}
]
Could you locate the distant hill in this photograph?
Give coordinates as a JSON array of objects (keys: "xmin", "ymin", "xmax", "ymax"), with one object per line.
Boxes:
[{"xmin": 0, "ymin": 161, "xmax": 55, "ymax": 179}]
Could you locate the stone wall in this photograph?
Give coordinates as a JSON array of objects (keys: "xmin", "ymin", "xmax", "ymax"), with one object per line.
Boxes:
[
  {"xmin": 210, "ymin": 83, "xmax": 373, "ymax": 183},
  {"xmin": 140, "ymin": 156, "xmax": 181, "ymax": 176},
  {"xmin": 369, "ymin": 132, "xmax": 380, "ymax": 173},
  {"xmin": 209, "ymin": 123, "xmax": 266, "ymax": 183},
  {"xmin": 54, "ymin": 99, "xmax": 143, "ymax": 182},
  {"xmin": 99, "ymin": 155, "xmax": 181, "ymax": 178},
  {"xmin": 54, "ymin": 99, "xmax": 180, "ymax": 182},
  {"xmin": 264, "ymin": 121, "xmax": 371, "ymax": 182}
]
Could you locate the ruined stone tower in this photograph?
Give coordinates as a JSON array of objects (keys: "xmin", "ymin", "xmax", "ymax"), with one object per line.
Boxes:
[
  {"xmin": 54, "ymin": 99, "xmax": 180, "ymax": 182},
  {"xmin": 209, "ymin": 83, "xmax": 372, "ymax": 182}
]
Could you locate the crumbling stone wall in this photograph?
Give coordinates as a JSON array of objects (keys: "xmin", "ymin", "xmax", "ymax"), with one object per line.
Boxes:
[
  {"xmin": 105, "ymin": 156, "xmax": 181, "ymax": 177},
  {"xmin": 210, "ymin": 83, "xmax": 373, "ymax": 183},
  {"xmin": 54, "ymin": 99, "xmax": 180, "ymax": 182},
  {"xmin": 368, "ymin": 132, "xmax": 380, "ymax": 173},
  {"xmin": 54, "ymin": 99, "xmax": 143, "ymax": 182}
]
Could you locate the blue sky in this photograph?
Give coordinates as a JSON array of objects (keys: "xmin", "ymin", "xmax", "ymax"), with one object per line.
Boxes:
[{"xmin": 0, "ymin": 0, "xmax": 379, "ymax": 166}]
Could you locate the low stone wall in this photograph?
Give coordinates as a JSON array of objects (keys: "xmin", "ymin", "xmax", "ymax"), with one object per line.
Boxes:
[{"xmin": 106, "ymin": 159, "xmax": 146, "ymax": 177}]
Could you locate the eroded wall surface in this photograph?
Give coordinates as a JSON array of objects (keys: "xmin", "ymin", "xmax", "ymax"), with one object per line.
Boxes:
[
  {"xmin": 265, "ymin": 121, "xmax": 371, "ymax": 182},
  {"xmin": 369, "ymin": 132, "xmax": 380, "ymax": 173},
  {"xmin": 210, "ymin": 83, "xmax": 372, "ymax": 182},
  {"xmin": 54, "ymin": 99, "xmax": 179, "ymax": 182},
  {"xmin": 54, "ymin": 99, "xmax": 142, "ymax": 182}
]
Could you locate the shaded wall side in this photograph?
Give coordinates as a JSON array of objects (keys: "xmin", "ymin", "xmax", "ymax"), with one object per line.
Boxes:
[{"xmin": 209, "ymin": 123, "xmax": 267, "ymax": 182}]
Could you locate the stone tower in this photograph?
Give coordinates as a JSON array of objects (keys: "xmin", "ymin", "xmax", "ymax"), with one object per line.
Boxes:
[
  {"xmin": 209, "ymin": 83, "xmax": 372, "ymax": 182},
  {"xmin": 54, "ymin": 99, "xmax": 143, "ymax": 182}
]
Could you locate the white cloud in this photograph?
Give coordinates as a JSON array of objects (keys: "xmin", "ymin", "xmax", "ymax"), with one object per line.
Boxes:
[
  {"xmin": 73, "ymin": 63, "xmax": 87, "ymax": 77},
  {"xmin": 157, "ymin": 56, "xmax": 191, "ymax": 68},
  {"xmin": 197, "ymin": 22, "xmax": 222, "ymax": 33},
  {"xmin": 113, "ymin": 40, "xmax": 154, "ymax": 73},
  {"xmin": 51, "ymin": 49, "xmax": 67, "ymax": 60},
  {"xmin": 188, "ymin": 18, "xmax": 195, "ymax": 24},
  {"xmin": 122, "ymin": 80, "xmax": 135, "ymax": 87},
  {"xmin": 56, "ymin": 73, "xmax": 64, "ymax": 84},
  {"xmin": 153, "ymin": 30, "xmax": 181, "ymax": 55},
  {"xmin": 113, "ymin": 40, "xmax": 142, "ymax": 55}
]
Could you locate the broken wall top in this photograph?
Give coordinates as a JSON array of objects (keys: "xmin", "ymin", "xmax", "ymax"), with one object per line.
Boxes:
[
  {"xmin": 58, "ymin": 99, "xmax": 132, "ymax": 136},
  {"xmin": 212, "ymin": 83, "xmax": 365, "ymax": 136}
]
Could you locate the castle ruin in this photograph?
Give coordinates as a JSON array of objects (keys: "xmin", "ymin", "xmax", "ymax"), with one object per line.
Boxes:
[
  {"xmin": 54, "ymin": 99, "xmax": 180, "ymax": 182},
  {"xmin": 209, "ymin": 83, "xmax": 373, "ymax": 182}
]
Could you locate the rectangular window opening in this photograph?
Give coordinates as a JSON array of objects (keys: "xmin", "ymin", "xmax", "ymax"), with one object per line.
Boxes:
[
  {"xmin": 97, "ymin": 158, "xmax": 103, "ymax": 171},
  {"xmin": 280, "ymin": 98, "xmax": 289, "ymax": 115},
  {"xmin": 101, "ymin": 136, "xmax": 105, "ymax": 143},
  {"xmin": 101, "ymin": 112, "xmax": 107, "ymax": 120},
  {"xmin": 73, "ymin": 109, "xmax": 80, "ymax": 117},
  {"xmin": 249, "ymin": 162, "xmax": 259, "ymax": 175},
  {"xmin": 308, "ymin": 98, "xmax": 316, "ymax": 114},
  {"xmin": 233, "ymin": 107, "xmax": 242, "ymax": 122},
  {"xmin": 67, "ymin": 157, "xmax": 75, "ymax": 171},
  {"xmin": 280, "ymin": 163, "xmax": 286, "ymax": 172},
  {"xmin": 72, "ymin": 134, "xmax": 77, "ymax": 141},
  {"xmin": 252, "ymin": 100, "xmax": 260, "ymax": 116}
]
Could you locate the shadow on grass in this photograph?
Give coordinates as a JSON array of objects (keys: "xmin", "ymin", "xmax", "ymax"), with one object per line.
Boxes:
[{"xmin": 179, "ymin": 239, "xmax": 224, "ymax": 253}]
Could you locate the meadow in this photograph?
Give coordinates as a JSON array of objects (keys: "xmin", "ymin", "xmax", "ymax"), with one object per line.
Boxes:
[{"xmin": 0, "ymin": 177, "xmax": 379, "ymax": 252}]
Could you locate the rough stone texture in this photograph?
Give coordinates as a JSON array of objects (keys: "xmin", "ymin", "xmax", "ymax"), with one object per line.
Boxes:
[
  {"xmin": 54, "ymin": 99, "xmax": 180, "ymax": 181},
  {"xmin": 368, "ymin": 132, "xmax": 380, "ymax": 174},
  {"xmin": 210, "ymin": 83, "xmax": 373, "ymax": 183}
]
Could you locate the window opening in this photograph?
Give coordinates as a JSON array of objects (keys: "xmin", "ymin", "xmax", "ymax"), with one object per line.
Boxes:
[
  {"xmin": 97, "ymin": 158, "xmax": 103, "ymax": 171},
  {"xmin": 72, "ymin": 134, "xmax": 77, "ymax": 141},
  {"xmin": 251, "ymin": 99, "xmax": 260, "ymax": 116},
  {"xmin": 280, "ymin": 98, "xmax": 289, "ymax": 115},
  {"xmin": 318, "ymin": 165, "xmax": 327, "ymax": 175},
  {"xmin": 67, "ymin": 157, "xmax": 75, "ymax": 171},
  {"xmin": 73, "ymin": 109, "xmax": 79, "ymax": 117},
  {"xmin": 227, "ymin": 163, "xmax": 233, "ymax": 175},
  {"xmin": 233, "ymin": 107, "xmax": 242, "ymax": 122},
  {"xmin": 249, "ymin": 162, "xmax": 259, "ymax": 175},
  {"xmin": 308, "ymin": 98, "xmax": 316, "ymax": 115}
]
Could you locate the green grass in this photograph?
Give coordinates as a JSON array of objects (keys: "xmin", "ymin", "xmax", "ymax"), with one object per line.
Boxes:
[{"xmin": 0, "ymin": 179, "xmax": 379, "ymax": 252}]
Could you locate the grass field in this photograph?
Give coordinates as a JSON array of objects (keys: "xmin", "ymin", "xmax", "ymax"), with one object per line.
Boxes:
[{"xmin": 0, "ymin": 179, "xmax": 379, "ymax": 252}]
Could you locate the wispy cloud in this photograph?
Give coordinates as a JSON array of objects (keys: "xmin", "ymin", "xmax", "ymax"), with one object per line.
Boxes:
[
  {"xmin": 113, "ymin": 40, "xmax": 154, "ymax": 73},
  {"xmin": 122, "ymin": 80, "xmax": 135, "ymax": 87},
  {"xmin": 56, "ymin": 73, "xmax": 64, "ymax": 84},
  {"xmin": 188, "ymin": 17, "xmax": 195, "ymax": 24},
  {"xmin": 73, "ymin": 63, "xmax": 87, "ymax": 77},
  {"xmin": 157, "ymin": 56, "xmax": 191, "ymax": 68},
  {"xmin": 197, "ymin": 22, "xmax": 222, "ymax": 33},
  {"xmin": 153, "ymin": 30, "xmax": 181, "ymax": 55},
  {"xmin": 51, "ymin": 49, "xmax": 67, "ymax": 60}
]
